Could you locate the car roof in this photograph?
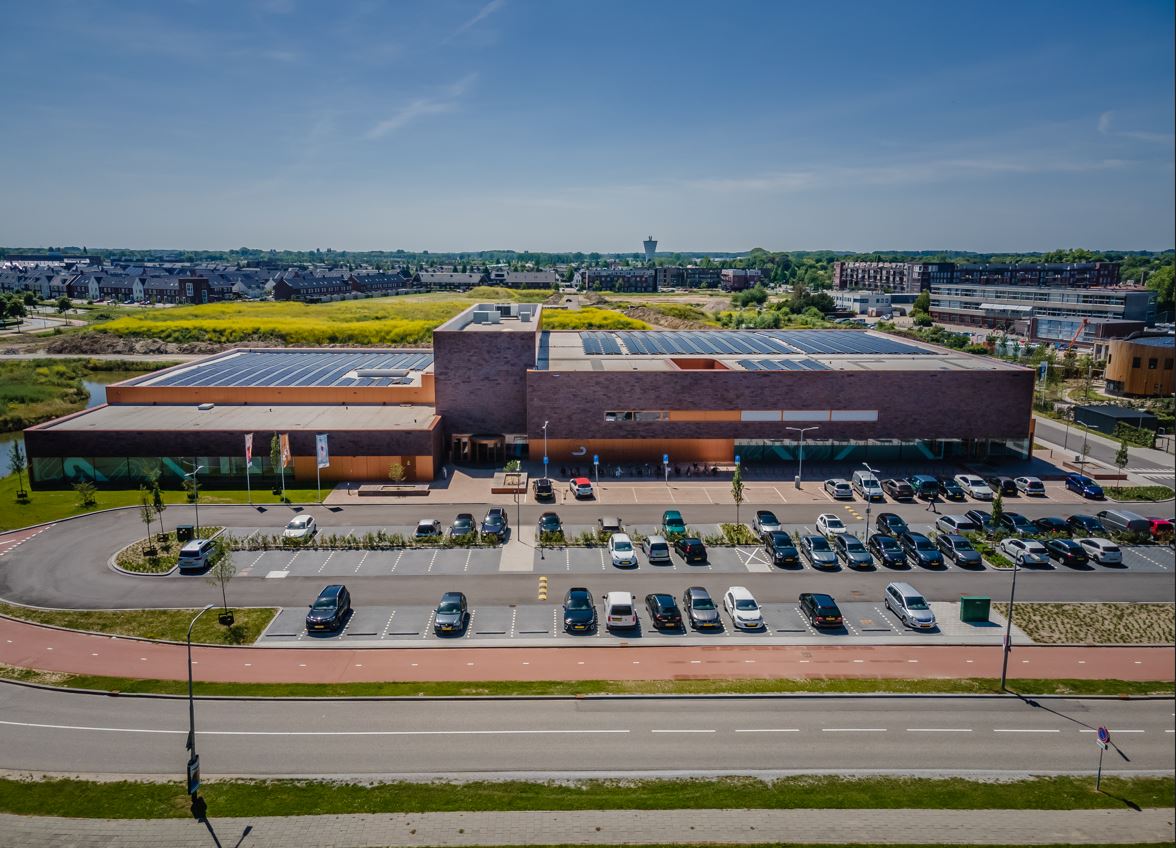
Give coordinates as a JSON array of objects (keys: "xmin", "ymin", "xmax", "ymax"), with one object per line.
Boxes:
[
  {"xmin": 455, "ymin": 513, "xmax": 473, "ymax": 519},
  {"xmin": 440, "ymin": 591, "xmax": 464, "ymax": 601},
  {"xmin": 604, "ymin": 591, "xmax": 634, "ymax": 603},
  {"xmin": 756, "ymin": 509, "xmax": 778, "ymax": 517},
  {"xmin": 886, "ymin": 582, "xmax": 919, "ymax": 596},
  {"xmin": 727, "ymin": 586, "xmax": 753, "ymax": 598},
  {"xmin": 567, "ymin": 586, "xmax": 590, "ymax": 596},
  {"xmin": 572, "ymin": 477, "xmax": 591, "ymax": 484},
  {"xmin": 611, "ymin": 532, "xmax": 632, "ymax": 542},
  {"xmin": 685, "ymin": 586, "xmax": 710, "ymax": 597},
  {"xmin": 663, "ymin": 509, "xmax": 682, "ymax": 517},
  {"xmin": 318, "ymin": 584, "xmax": 344, "ymax": 597},
  {"xmin": 810, "ymin": 592, "xmax": 836, "ymax": 604},
  {"xmin": 649, "ymin": 593, "xmax": 675, "ymax": 604}
]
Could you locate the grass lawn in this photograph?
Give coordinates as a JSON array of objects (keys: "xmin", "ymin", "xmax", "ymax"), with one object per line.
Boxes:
[
  {"xmin": 0, "ymin": 603, "xmax": 275, "ymax": 645},
  {"xmin": 995, "ymin": 602, "xmax": 1175, "ymax": 645},
  {"xmin": 0, "ymin": 474, "xmax": 323, "ymax": 531},
  {"xmin": 0, "ymin": 358, "xmax": 161, "ymax": 431},
  {"xmin": 1104, "ymin": 485, "xmax": 1175, "ymax": 503},
  {"xmin": 0, "ymin": 665, "xmax": 1169, "ymax": 698},
  {"xmin": 0, "ymin": 774, "xmax": 1169, "ymax": 819}
]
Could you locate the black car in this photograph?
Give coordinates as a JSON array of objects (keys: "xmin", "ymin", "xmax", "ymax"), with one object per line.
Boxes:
[
  {"xmin": 832, "ymin": 533, "xmax": 874, "ymax": 569},
  {"xmin": 1033, "ymin": 516, "xmax": 1070, "ymax": 536},
  {"xmin": 798, "ymin": 592, "xmax": 844, "ymax": 628},
  {"xmin": 899, "ymin": 531, "xmax": 944, "ymax": 568},
  {"xmin": 644, "ymin": 593, "xmax": 683, "ymax": 629},
  {"xmin": 882, "ymin": 479, "xmax": 915, "ymax": 500},
  {"xmin": 964, "ymin": 509, "xmax": 995, "ymax": 535},
  {"xmin": 537, "ymin": 512, "xmax": 563, "ymax": 535},
  {"xmin": 674, "ymin": 537, "xmax": 708, "ymax": 563},
  {"xmin": 1068, "ymin": 514, "xmax": 1107, "ymax": 536},
  {"xmin": 480, "ymin": 507, "xmax": 509, "ymax": 541},
  {"xmin": 986, "ymin": 476, "xmax": 1018, "ymax": 496},
  {"xmin": 799, "ymin": 534, "xmax": 839, "ymax": 568},
  {"xmin": 1045, "ymin": 538, "xmax": 1090, "ymax": 568},
  {"xmin": 868, "ymin": 533, "xmax": 907, "ymax": 567},
  {"xmin": 937, "ymin": 477, "xmax": 966, "ymax": 501},
  {"xmin": 433, "ymin": 591, "xmax": 469, "ymax": 635},
  {"xmin": 532, "ymin": 477, "xmax": 555, "ymax": 501},
  {"xmin": 450, "ymin": 513, "xmax": 476, "ymax": 537},
  {"xmin": 682, "ymin": 586, "xmax": 722, "ymax": 629},
  {"xmin": 305, "ymin": 584, "xmax": 351, "ymax": 632},
  {"xmin": 995, "ymin": 512, "xmax": 1035, "ymax": 535},
  {"xmin": 905, "ymin": 474, "xmax": 940, "ymax": 499},
  {"xmin": 561, "ymin": 587, "xmax": 597, "ymax": 632},
  {"xmin": 764, "ymin": 531, "xmax": 800, "ymax": 567},
  {"xmin": 937, "ymin": 533, "xmax": 983, "ymax": 568},
  {"xmin": 875, "ymin": 512, "xmax": 909, "ymax": 537}
]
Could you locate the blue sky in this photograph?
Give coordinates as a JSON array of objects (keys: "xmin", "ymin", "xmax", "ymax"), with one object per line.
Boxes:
[{"xmin": 1, "ymin": 0, "xmax": 1172, "ymax": 252}]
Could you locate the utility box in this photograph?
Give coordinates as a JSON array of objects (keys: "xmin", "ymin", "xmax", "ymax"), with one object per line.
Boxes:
[
  {"xmin": 959, "ymin": 596, "xmax": 990, "ymax": 623},
  {"xmin": 175, "ymin": 524, "xmax": 195, "ymax": 543}
]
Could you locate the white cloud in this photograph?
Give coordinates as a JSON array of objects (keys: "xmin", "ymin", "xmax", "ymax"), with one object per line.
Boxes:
[
  {"xmin": 1098, "ymin": 110, "xmax": 1114, "ymax": 134},
  {"xmin": 1097, "ymin": 110, "xmax": 1173, "ymax": 145},
  {"xmin": 364, "ymin": 73, "xmax": 479, "ymax": 139},
  {"xmin": 444, "ymin": 0, "xmax": 506, "ymax": 42}
]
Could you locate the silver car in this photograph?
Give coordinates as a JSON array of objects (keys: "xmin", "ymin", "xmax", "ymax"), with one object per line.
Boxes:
[
  {"xmin": 885, "ymin": 582, "xmax": 936, "ymax": 630},
  {"xmin": 751, "ymin": 510, "xmax": 782, "ymax": 535},
  {"xmin": 641, "ymin": 534, "xmax": 672, "ymax": 563}
]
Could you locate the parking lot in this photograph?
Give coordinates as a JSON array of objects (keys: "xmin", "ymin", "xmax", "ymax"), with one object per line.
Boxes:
[{"xmin": 258, "ymin": 599, "xmax": 1025, "ymax": 646}]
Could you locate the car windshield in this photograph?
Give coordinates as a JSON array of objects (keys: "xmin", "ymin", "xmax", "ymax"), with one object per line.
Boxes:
[
  {"xmin": 417, "ymin": 523, "xmax": 436, "ymax": 532},
  {"xmin": 438, "ymin": 601, "xmax": 462, "ymax": 613},
  {"xmin": 769, "ymin": 532, "xmax": 793, "ymax": 545},
  {"xmin": 845, "ymin": 539, "xmax": 865, "ymax": 551},
  {"xmin": 954, "ymin": 539, "xmax": 974, "ymax": 551},
  {"xmin": 484, "ymin": 515, "xmax": 503, "ymax": 525},
  {"xmin": 905, "ymin": 596, "xmax": 929, "ymax": 610},
  {"xmin": 692, "ymin": 597, "xmax": 715, "ymax": 610},
  {"xmin": 734, "ymin": 599, "xmax": 758, "ymax": 611},
  {"xmin": 824, "ymin": 517, "xmax": 844, "ymax": 528},
  {"xmin": 876, "ymin": 537, "xmax": 898, "ymax": 549},
  {"xmin": 817, "ymin": 606, "xmax": 839, "ymax": 616},
  {"xmin": 288, "ymin": 518, "xmax": 308, "ymax": 528},
  {"xmin": 915, "ymin": 537, "xmax": 934, "ymax": 550},
  {"xmin": 613, "ymin": 540, "xmax": 632, "ymax": 551},
  {"xmin": 566, "ymin": 596, "xmax": 591, "ymax": 610},
  {"xmin": 758, "ymin": 512, "xmax": 778, "ymax": 523},
  {"xmin": 312, "ymin": 596, "xmax": 336, "ymax": 610}
]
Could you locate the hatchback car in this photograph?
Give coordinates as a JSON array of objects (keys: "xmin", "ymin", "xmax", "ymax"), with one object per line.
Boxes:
[
  {"xmin": 305, "ymin": 584, "xmax": 351, "ymax": 632},
  {"xmin": 609, "ymin": 533, "xmax": 639, "ymax": 568},
  {"xmin": 641, "ymin": 534, "xmax": 672, "ymax": 563},
  {"xmin": 682, "ymin": 586, "xmax": 722, "ymax": 630},
  {"xmin": 875, "ymin": 513, "xmax": 909, "ymax": 537},
  {"xmin": 644, "ymin": 593, "xmax": 683, "ymax": 630},
  {"xmin": 937, "ymin": 477, "xmax": 966, "ymax": 501},
  {"xmin": 800, "ymin": 534, "xmax": 839, "ymax": 568},
  {"xmin": 764, "ymin": 531, "xmax": 800, "ymax": 567},
  {"xmin": 955, "ymin": 474, "xmax": 994, "ymax": 500},
  {"xmin": 433, "ymin": 591, "xmax": 469, "ymax": 634},
  {"xmin": 995, "ymin": 512, "xmax": 1036, "ymax": 536},
  {"xmin": 723, "ymin": 586, "xmax": 764, "ymax": 630},
  {"xmin": 283, "ymin": 515, "xmax": 317, "ymax": 540},
  {"xmin": 884, "ymin": 582, "xmax": 936, "ymax": 630},
  {"xmin": 1077, "ymin": 537, "xmax": 1122, "ymax": 565},
  {"xmin": 1045, "ymin": 538, "xmax": 1089, "ymax": 567},
  {"xmin": 602, "ymin": 591, "xmax": 638, "ymax": 630},
  {"xmin": 597, "ymin": 516, "xmax": 624, "ymax": 534},
  {"xmin": 832, "ymin": 533, "xmax": 873, "ymax": 569},
  {"xmin": 413, "ymin": 519, "xmax": 443, "ymax": 540},
  {"xmin": 798, "ymin": 592, "xmax": 843, "ymax": 629},
  {"xmin": 661, "ymin": 510, "xmax": 687, "ymax": 536},
  {"xmin": 1065, "ymin": 473, "xmax": 1104, "ymax": 499},
  {"xmin": 1033, "ymin": 516, "xmax": 1070, "ymax": 536},
  {"xmin": 450, "ymin": 513, "xmax": 476, "ymax": 537},
  {"xmin": 751, "ymin": 510, "xmax": 782, "ymax": 535},
  {"xmin": 935, "ymin": 514, "xmax": 979, "ymax": 535},
  {"xmin": 964, "ymin": 509, "xmax": 996, "ymax": 535},
  {"xmin": 1149, "ymin": 518, "xmax": 1174, "ymax": 542},
  {"xmin": 906, "ymin": 474, "xmax": 940, "ymax": 499},
  {"xmin": 986, "ymin": 476, "xmax": 1019, "ymax": 496},
  {"xmin": 532, "ymin": 477, "xmax": 555, "ymax": 501},
  {"xmin": 537, "ymin": 512, "xmax": 563, "ymax": 536},
  {"xmin": 937, "ymin": 534, "xmax": 983, "ymax": 568},
  {"xmin": 1068, "ymin": 514, "xmax": 1107, "ymax": 536},
  {"xmin": 569, "ymin": 477, "xmax": 595, "ymax": 499},
  {"xmin": 882, "ymin": 478, "xmax": 915, "ymax": 500},
  {"xmin": 561, "ymin": 587, "xmax": 597, "ymax": 632},
  {"xmin": 480, "ymin": 508, "xmax": 509, "ymax": 541},
  {"xmin": 823, "ymin": 478, "xmax": 853, "ymax": 500},
  {"xmin": 674, "ymin": 536, "xmax": 707, "ymax": 563},
  {"xmin": 899, "ymin": 532, "xmax": 944, "ymax": 568},
  {"xmin": 1014, "ymin": 476, "xmax": 1046, "ymax": 496},
  {"xmin": 868, "ymin": 533, "xmax": 907, "ymax": 567},
  {"xmin": 815, "ymin": 513, "xmax": 847, "ymax": 536},
  {"xmin": 999, "ymin": 537, "xmax": 1050, "ymax": 567}
]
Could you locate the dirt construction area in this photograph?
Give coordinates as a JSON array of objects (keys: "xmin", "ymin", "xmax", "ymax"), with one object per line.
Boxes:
[{"xmin": 995, "ymin": 602, "xmax": 1175, "ymax": 645}]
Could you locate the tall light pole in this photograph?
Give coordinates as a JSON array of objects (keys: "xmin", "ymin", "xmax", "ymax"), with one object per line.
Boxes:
[
  {"xmin": 184, "ymin": 462, "xmax": 205, "ymax": 536},
  {"xmin": 786, "ymin": 426, "xmax": 819, "ymax": 490},
  {"xmin": 542, "ymin": 420, "xmax": 550, "ymax": 481},
  {"xmin": 999, "ymin": 562, "xmax": 1019, "ymax": 691},
  {"xmin": 186, "ymin": 604, "xmax": 215, "ymax": 802},
  {"xmin": 861, "ymin": 461, "xmax": 880, "ymax": 539}
]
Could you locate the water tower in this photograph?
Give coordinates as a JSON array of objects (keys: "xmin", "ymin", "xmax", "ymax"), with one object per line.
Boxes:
[{"xmin": 643, "ymin": 235, "xmax": 657, "ymax": 262}]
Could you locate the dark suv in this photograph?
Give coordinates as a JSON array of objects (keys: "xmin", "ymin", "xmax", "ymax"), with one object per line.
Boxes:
[
  {"xmin": 764, "ymin": 531, "xmax": 800, "ymax": 567},
  {"xmin": 561, "ymin": 587, "xmax": 597, "ymax": 633},
  {"xmin": 644, "ymin": 593, "xmax": 683, "ymax": 630},
  {"xmin": 674, "ymin": 537, "xmax": 707, "ymax": 563},
  {"xmin": 937, "ymin": 477, "xmax": 965, "ymax": 501},
  {"xmin": 532, "ymin": 477, "xmax": 554, "ymax": 501},
  {"xmin": 480, "ymin": 507, "xmax": 509, "ymax": 541},
  {"xmin": 305, "ymin": 584, "xmax": 351, "ymax": 632},
  {"xmin": 899, "ymin": 532, "xmax": 944, "ymax": 568},
  {"xmin": 868, "ymin": 533, "xmax": 907, "ymax": 567},
  {"xmin": 936, "ymin": 533, "xmax": 983, "ymax": 568},
  {"xmin": 995, "ymin": 512, "xmax": 1035, "ymax": 536},
  {"xmin": 798, "ymin": 592, "xmax": 844, "ymax": 629},
  {"xmin": 905, "ymin": 474, "xmax": 939, "ymax": 499},
  {"xmin": 882, "ymin": 479, "xmax": 915, "ymax": 500},
  {"xmin": 986, "ymin": 476, "xmax": 1018, "ymax": 496},
  {"xmin": 875, "ymin": 513, "xmax": 909, "ymax": 537}
]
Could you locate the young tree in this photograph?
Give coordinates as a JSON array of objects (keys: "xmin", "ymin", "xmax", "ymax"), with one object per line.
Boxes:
[
  {"xmin": 55, "ymin": 296, "xmax": 71, "ymax": 315},
  {"xmin": 388, "ymin": 462, "xmax": 407, "ymax": 483},
  {"xmin": 730, "ymin": 463, "xmax": 745, "ymax": 527},
  {"xmin": 990, "ymin": 489, "xmax": 1004, "ymax": 536},
  {"xmin": 9, "ymin": 441, "xmax": 28, "ymax": 498},
  {"xmin": 138, "ymin": 486, "xmax": 156, "ymax": 549},
  {"xmin": 72, "ymin": 480, "xmax": 97, "ymax": 509},
  {"xmin": 1115, "ymin": 438, "xmax": 1130, "ymax": 473},
  {"xmin": 270, "ymin": 432, "xmax": 284, "ymax": 495},
  {"xmin": 206, "ymin": 540, "xmax": 237, "ymax": 615},
  {"xmin": 913, "ymin": 290, "xmax": 931, "ymax": 313}
]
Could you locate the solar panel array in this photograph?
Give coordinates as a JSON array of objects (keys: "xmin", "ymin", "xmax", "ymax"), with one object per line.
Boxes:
[
  {"xmin": 579, "ymin": 330, "xmax": 931, "ymax": 357},
  {"xmin": 737, "ymin": 358, "xmax": 831, "ymax": 372},
  {"xmin": 150, "ymin": 351, "xmax": 434, "ymax": 388}
]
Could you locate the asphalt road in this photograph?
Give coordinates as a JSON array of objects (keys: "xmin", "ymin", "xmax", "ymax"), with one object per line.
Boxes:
[
  {"xmin": 0, "ymin": 683, "xmax": 1170, "ymax": 778},
  {"xmin": 3, "ymin": 501, "xmax": 1173, "ymax": 611},
  {"xmin": 1034, "ymin": 415, "xmax": 1172, "ymax": 475}
]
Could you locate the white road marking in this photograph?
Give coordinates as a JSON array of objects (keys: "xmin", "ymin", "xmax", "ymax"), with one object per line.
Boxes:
[
  {"xmin": 651, "ymin": 729, "xmax": 714, "ymax": 733},
  {"xmin": 0, "ymin": 720, "xmax": 629, "ymax": 737},
  {"xmin": 735, "ymin": 728, "xmax": 799, "ymax": 733},
  {"xmin": 907, "ymin": 728, "xmax": 973, "ymax": 733},
  {"xmin": 1079, "ymin": 729, "xmax": 1145, "ymax": 734},
  {"xmin": 993, "ymin": 729, "xmax": 1060, "ymax": 733},
  {"xmin": 822, "ymin": 728, "xmax": 886, "ymax": 732}
]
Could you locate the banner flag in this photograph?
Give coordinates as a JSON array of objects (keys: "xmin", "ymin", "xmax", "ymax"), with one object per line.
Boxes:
[
  {"xmin": 244, "ymin": 433, "xmax": 253, "ymax": 464},
  {"xmin": 316, "ymin": 433, "xmax": 330, "ymax": 469},
  {"xmin": 279, "ymin": 433, "xmax": 291, "ymax": 468}
]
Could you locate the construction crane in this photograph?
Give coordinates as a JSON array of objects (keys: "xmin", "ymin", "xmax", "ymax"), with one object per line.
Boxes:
[{"xmin": 1063, "ymin": 317, "xmax": 1090, "ymax": 352}]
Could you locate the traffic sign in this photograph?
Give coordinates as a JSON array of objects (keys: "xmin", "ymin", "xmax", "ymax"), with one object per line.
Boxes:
[
  {"xmin": 593, "ymin": 455, "xmax": 599, "ymax": 465},
  {"xmin": 543, "ymin": 455, "xmax": 549, "ymax": 466},
  {"xmin": 1096, "ymin": 726, "xmax": 1110, "ymax": 749},
  {"xmin": 735, "ymin": 454, "xmax": 741, "ymax": 465},
  {"xmin": 186, "ymin": 754, "xmax": 201, "ymax": 795},
  {"xmin": 663, "ymin": 454, "xmax": 669, "ymax": 464}
]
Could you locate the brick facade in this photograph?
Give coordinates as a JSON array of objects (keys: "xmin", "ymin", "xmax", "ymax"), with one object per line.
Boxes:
[{"xmin": 433, "ymin": 326, "xmax": 537, "ymax": 435}]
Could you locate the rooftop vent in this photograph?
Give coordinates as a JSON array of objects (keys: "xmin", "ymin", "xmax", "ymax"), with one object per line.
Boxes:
[
  {"xmin": 197, "ymin": 402, "xmax": 215, "ymax": 411},
  {"xmin": 354, "ymin": 368, "xmax": 409, "ymax": 379}
]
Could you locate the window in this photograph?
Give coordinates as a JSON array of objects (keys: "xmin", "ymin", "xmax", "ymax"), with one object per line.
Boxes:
[
  {"xmin": 1132, "ymin": 357, "xmax": 1141, "ymax": 368},
  {"xmin": 1148, "ymin": 358, "xmax": 1158, "ymax": 370},
  {"xmin": 1165, "ymin": 359, "xmax": 1173, "ymax": 370}
]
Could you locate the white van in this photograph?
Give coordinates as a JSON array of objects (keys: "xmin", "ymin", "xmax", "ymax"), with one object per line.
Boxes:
[
  {"xmin": 852, "ymin": 470, "xmax": 885, "ymax": 502},
  {"xmin": 602, "ymin": 591, "xmax": 638, "ymax": 630},
  {"xmin": 177, "ymin": 539, "xmax": 216, "ymax": 574}
]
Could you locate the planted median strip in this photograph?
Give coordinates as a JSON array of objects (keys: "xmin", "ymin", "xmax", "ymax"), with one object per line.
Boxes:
[{"xmin": 0, "ymin": 604, "xmax": 275, "ymax": 645}]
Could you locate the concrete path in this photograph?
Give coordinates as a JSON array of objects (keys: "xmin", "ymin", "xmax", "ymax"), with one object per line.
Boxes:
[{"xmin": 0, "ymin": 807, "xmax": 1171, "ymax": 847}]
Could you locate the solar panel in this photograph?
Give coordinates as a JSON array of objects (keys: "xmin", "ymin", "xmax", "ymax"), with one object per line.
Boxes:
[
  {"xmin": 737, "ymin": 358, "xmax": 831, "ymax": 372},
  {"xmin": 151, "ymin": 350, "xmax": 434, "ymax": 388}
]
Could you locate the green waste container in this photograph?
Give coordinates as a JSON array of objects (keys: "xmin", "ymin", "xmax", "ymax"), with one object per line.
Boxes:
[
  {"xmin": 175, "ymin": 524, "xmax": 195, "ymax": 543},
  {"xmin": 959, "ymin": 595, "xmax": 990, "ymax": 623}
]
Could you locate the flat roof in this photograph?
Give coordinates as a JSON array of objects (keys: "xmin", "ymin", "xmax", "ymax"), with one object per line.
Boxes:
[
  {"xmin": 435, "ymin": 303, "xmax": 542, "ymax": 333},
  {"xmin": 40, "ymin": 403, "xmax": 438, "ymax": 432},
  {"xmin": 539, "ymin": 330, "xmax": 1019, "ymax": 373},
  {"xmin": 125, "ymin": 349, "xmax": 434, "ymax": 389},
  {"xmin": 1123, "ymin": 335, "xmax": 1175, "ymax": 348}
]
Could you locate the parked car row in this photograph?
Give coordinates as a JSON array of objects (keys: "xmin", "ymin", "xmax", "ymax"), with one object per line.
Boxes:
[{"xmin": 828, "ymin": 471, "xmax": 1051, "ymax": 504}]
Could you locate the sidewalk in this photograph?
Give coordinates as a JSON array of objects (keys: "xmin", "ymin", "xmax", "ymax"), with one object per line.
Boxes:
[{"xmin": 0, "ymin": 807, "xmax": 1171, "ymax": 847}]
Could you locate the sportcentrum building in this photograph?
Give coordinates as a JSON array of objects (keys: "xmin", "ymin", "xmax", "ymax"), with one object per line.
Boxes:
[{"xmin": 23, "ymin": 302, "xmax": 1033, "ymax": 488}]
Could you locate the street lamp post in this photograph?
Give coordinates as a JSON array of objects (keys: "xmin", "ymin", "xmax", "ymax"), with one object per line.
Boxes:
[
  {"xmin": 786, "ymin": 426, "xmax": 819, "ymax": 490},
  {"xmin": 999, "ymin": 562, "xmax": 1020, "ymax": 691},
  {"xmin": 186, "ymin": 604, "xmax": 215, "ymax": 800},
  {"xmin": 861, "ymin": 461, "xmax": 880, "ymax": 538},
  {"xmin": 184, "ymin": 462, "xmax": 205, "ymax": 536},
  {"xmin": 542, "ymin": 420, "xmax": 549, "ymax": 481}
]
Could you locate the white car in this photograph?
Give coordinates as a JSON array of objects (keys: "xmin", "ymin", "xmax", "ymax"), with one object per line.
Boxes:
[
  {"xmin": 569, "ymin": 477, "xmax": 594, "ymax": 499},
  {"xmin": 283, "ymin": 515, "xmax": 317, "ymax": 540},
  {"xmin": 815, "ymin": 513, "xmax": 847, "ymax": 536},
  {"xmin": 823, "ymin": 479, "xmax": 853, "ymax": 500},
  {"xmin": 1014, "ymin": 476, "xmax": 1046, "ymax": 496},
  {"xmin": 955, "ymin": 474, "xmax": 994, "ymax": 500},
  {"xmin": 602, "ymin": 591, "xmax": 638, "ymax": 629},
  {"xmin": 751, "ymin": 510, "xmax": 782, "ymax": 535},
  {"xmin": 723, "ymin": 586, "xmax": 764, "ymax": 630},
  {"xmin": 608, "ymin": 533, "xmax": 639, "ymax": 568},
  {"xmin": 999, "ymin": 537, "xmax": 1050, "ymax": 567},
  {"xmin": 1078, "ymin": 537, "xmax": 1122, "ymax": 565}
]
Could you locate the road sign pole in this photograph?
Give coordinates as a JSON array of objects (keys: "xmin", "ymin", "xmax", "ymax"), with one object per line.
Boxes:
[
  {"xmin": 1095, "ymin": 725, "xmax": 1110, "ymax": 790},
  {"xmin": 1096, "ymin": 745, "xmax": 1104, "ymax": 791}
]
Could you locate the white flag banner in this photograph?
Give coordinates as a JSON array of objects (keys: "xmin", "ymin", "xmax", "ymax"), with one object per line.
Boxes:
[{"xmin": 315, "ymin": 433, "xmax": 330, "ymax": 469}]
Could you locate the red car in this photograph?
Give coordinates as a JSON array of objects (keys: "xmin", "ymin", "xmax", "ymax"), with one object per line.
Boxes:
[
  {"xmin": 1148, "ymin": 518, "xmax": 1173, "ymax": 542},
  {"xmin": 568, "ymin": 477, "xmax": 594, "ymax": 499}
]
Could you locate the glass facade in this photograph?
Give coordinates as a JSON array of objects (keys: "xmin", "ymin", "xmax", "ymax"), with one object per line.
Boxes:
[
  {"xmin": 733, "ymin": 437, "xmax": 1028, "ymax": 463},
  {"xmin": 31, "ymin": 455, "xmax": 288, "ymax": 486}
]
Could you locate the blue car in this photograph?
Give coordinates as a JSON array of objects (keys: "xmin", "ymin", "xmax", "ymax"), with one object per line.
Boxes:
[{"xmin": 1065, "ymin": 473, "xmax": 1104, "ymax": 499}]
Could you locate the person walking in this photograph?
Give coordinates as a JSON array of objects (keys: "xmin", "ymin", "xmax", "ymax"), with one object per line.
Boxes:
[{"xmin": 925, "ymin": 491, "xmax": 939, "ymax": 513}]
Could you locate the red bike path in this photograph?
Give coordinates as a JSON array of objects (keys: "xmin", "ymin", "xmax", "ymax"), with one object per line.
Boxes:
[{"xmin": 1, "ymin": 616, "xmax": 1172, "ymax": 685}]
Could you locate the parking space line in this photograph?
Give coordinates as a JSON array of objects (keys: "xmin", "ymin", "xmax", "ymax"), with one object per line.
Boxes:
[
  {"xmin": 464, "ymin": 550, "xmax": 473, "ymax": 572},
  {"xmin": 356, "ymin": 551, "xmax": 369, "ymax": 574},
  {"xmin": 422, "ymin": 609, "xmax": 435, "ymax": 639},
  {"xmin": 565, "ymin": 549, "xmax": 571, "ymax": 571},
  {"xmin": 391, "ymin": 551, "xmax": 404, "ymax": 573},
  {"xmin": 599, "ymin": 548, "xmax": 606, "ymax": 571},
  {"xmin": 317, "ymin": 551, "xmax": 334, "ymax": 574},
  {"xmin": 464, "ymin": 609, "xmax": 477, "ymax": 638},
  {"xmin": 552, "ymin": 607, "xmax": 559, "ymax": 637},
  {"xmin": 508, "ymin": 607, "xmax": 518, "ymax": 638},
  {"xmin": 248, "ymin": 553, "xmax": 264, "ymax": 569},
  {"xmin": 380, "ymin": 610, "xmax": 396, "ymax": 637},
  {"xmin": 427, "ymin": 549, "xmax": 439, "ymax": 573}
]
